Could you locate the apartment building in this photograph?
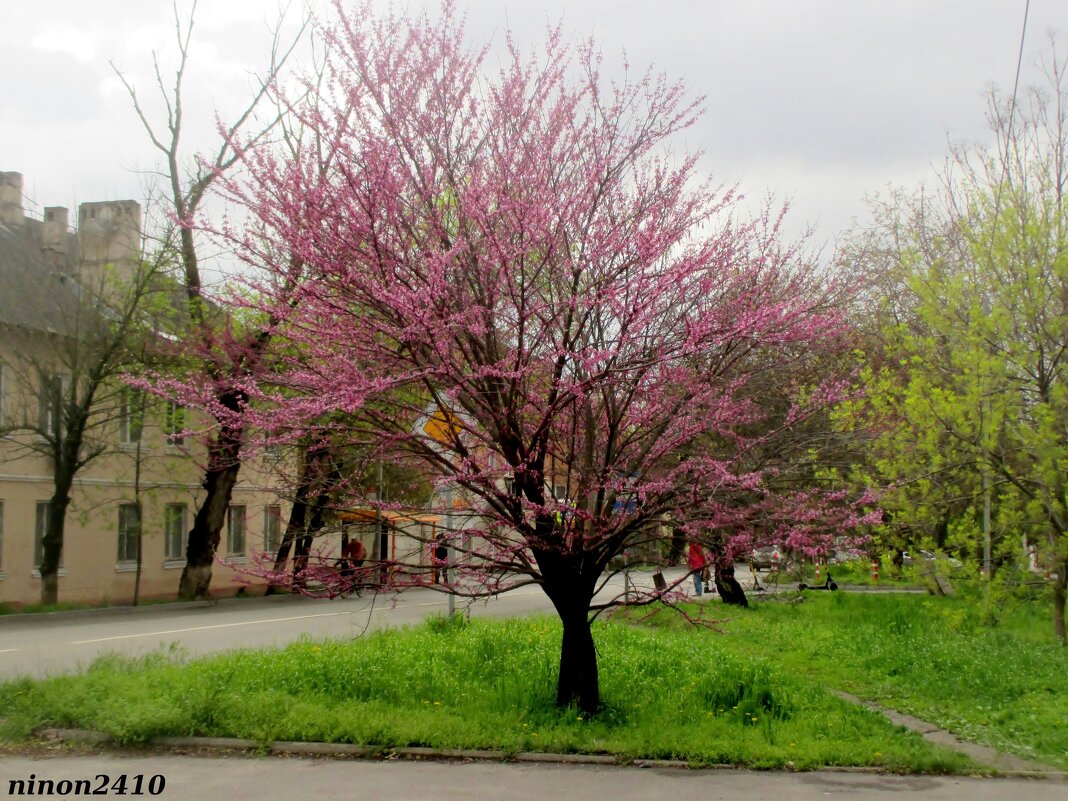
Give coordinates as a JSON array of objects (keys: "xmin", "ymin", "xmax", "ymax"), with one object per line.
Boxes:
[{"xmin": 0, "ymin": 171, "xmax": 285, "ymax": 606}]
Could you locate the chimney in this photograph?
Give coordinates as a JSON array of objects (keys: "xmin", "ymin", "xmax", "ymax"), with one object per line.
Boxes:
[
  {"xmin": 0, "ymin": 171, "xmax": 24, "ymax": 225},
  {"xmin": 42, "ymin": 206, "xmax": 70, "ymax": 261},
  {"xmin": 78, "ymin": 200, "xmax": 142, "ymax": 277}
]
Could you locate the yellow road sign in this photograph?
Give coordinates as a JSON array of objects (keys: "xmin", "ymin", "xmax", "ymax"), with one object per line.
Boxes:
[{"xmin": 423, "ymin": 407, "xmax": 460, "ymax": 446}]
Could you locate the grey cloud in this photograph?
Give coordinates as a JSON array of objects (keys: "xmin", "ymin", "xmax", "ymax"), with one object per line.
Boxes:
[{"xmin": 0, "ymin": 44, "xmax": 104, "ymax": 125}]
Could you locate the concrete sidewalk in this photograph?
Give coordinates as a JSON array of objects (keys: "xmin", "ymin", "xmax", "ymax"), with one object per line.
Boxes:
[{"xmin": 1, "ymin": 752, "xmax": 1063, "ymax": 801}]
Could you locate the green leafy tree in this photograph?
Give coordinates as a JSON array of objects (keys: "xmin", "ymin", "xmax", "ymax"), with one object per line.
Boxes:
[{"xmin": 841, "ymin": 44, "xmax": 1068, "ymax": 639}]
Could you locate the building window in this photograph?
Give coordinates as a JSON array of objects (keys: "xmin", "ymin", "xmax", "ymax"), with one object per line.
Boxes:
[
  {"xmin": 117, "ymin": 504, "xmax": 140, "ymax": 564},
  {"xmin": 263, "ymin": 505, "xmax": 282, "ymax": 552},
  {"xmin": 227, "ymin": 505, "xmax": 247, "ymax": 556},
  {"xmin": 38, "ymin": 374, "xmax": 65, "ymax": 435},
  {"xmin": 34, "ymin": 501, "xmax": 50, "ymax": 569},
  {"xmin": 164, "ymin": 401, "xmax": 185, "ymax": 446},
  {"xmin": 164, "ymin": 503, "xmax": 187, "ymax": 561},
  {"xmin": 119, "ymin": 389, "xmax": 143, "ymax": 444}
]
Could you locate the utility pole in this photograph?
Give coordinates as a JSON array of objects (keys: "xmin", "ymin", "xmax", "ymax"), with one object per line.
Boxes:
[
  {"xmin": 445, "ymin": 485, "xmax": 456, "ymax": 617},
  {"xmin": 983, "ymin": 472, "xmax": 992, "ymax": 576},
  {"xmin": 376, "ymin": 459, "xmax": 387, "ymax": 585}
]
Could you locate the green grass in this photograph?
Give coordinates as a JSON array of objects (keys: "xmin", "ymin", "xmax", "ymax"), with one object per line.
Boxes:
[
  {"xmin": 0, "ymin": 601, "xmax": 109, "ymax": 616},
  {"xmin": 637, "ymin": 590, "xmax": 1068, "ymax": 769},
  {"xmin": 0, "ymin": 614, "xmax": 971, "ymax": 772},
  {"xmin": 756, "ymin": 560, "xmax": 921, "ymax": 588}
]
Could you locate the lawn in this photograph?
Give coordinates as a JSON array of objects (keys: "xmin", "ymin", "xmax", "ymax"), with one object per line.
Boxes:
[
  {"xmin": 753, "ymin": 559, "xmax": 926, "ymax": 589},
  {"xmin": 1, "ymin": 590, "xmax": 1061, "ymax": 772},
  {"xmin": 0, "ymin": 613, "xmax": 971, "ymax": 772},
  {"xmin": 642, "ymin": 589, "xmax": 1068, "ymax": 769}
]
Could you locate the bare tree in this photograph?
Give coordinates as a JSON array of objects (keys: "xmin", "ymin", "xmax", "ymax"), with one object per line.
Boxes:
[{"xmin": 112, "ymin": 0, "xmax": 307, "ymax": 598}]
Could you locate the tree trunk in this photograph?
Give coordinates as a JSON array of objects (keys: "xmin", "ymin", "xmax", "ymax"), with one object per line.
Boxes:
[
  {"xmin": 556, "ymin": 608, "xmax": 600, "ymax": 715},
  {"xmin": 891, "ymin": 549, "xmax": 905, "ymax": 574},
  {"xmin": 537, "ymin": 549, "xmax": 601, "ymax": 714},
  {"xmin": 668, "ymin": 526, "xmax": 686, "ymax": 565},
  {"xmin": 179, "ymin": 425, "xmax": 242, "ymax": 599},
  {"xmin": 267, "ymin": 445, "xmax": 338, "ymax": 593},
  {"xmin": 132, "ymin": 500, "xmax": 143, "ymax": 607},
  {"xmin": 132, "ymin": 410, "xmax": 146, "ymax": 607},
  {"xmin": 295, "ymin": 481, "xmax": 332, "ymax": 579},
  {"xmin": 1054, "ymin": 556, "xmax": 1067, "ymax": 644},
  {"xmin": 714, "ymin": 559, "xmax": 748, "ymax": 607},
  {"xmin": 270, "ymin": 478, "xmax": 309, "ymax": 580},
  {"xmin": 39, "ymin": 486, "xmax": 73, "ymax": 606}
]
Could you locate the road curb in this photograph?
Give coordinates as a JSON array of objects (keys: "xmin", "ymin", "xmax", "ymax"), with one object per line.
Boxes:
[
  {"xmin": 0, "ymin": 593, "xmax": 311, "ymax": 627},
  {"xmin": 34, "ymin": 728, "xmax": 1066, "ymax": 778}
]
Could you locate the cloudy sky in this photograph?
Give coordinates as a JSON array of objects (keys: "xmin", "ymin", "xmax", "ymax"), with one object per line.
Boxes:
[{"xmin": 1, "ymin": 1, "xmax": 1063, "ymax": 257}]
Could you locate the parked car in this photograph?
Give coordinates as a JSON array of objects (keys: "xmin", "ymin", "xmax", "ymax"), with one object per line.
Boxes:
[
  {"xmin": 827, "ymin": 549, "xmax": 862, "ymax": 565},
  {"xmin": 749, "ymin": 546, "xmax": 783, "ymax": 571}
]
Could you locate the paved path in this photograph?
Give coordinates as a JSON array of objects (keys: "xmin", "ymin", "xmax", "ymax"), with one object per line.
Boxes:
[
  {"xmin": 1, "ymin": 752, "xmax": 1063, "ymax": 801},
  {"xmin": 830, "ymin": 692, "xmax": 1063, "ymax": 776}
]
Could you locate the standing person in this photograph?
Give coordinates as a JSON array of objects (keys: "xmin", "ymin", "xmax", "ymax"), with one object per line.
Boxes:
[
  {"xmin": 687, "ymin": 542, "xmax": 707, "ymax": 597},
  {"xmin": 432, "ymin": 532, "xmax": 449, "ymax": 584}
]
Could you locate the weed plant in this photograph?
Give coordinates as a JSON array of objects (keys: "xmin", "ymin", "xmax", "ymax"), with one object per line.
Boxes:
[{"xmin": 0, "ymin": 615, "xmax": 969, "ymax": 772}]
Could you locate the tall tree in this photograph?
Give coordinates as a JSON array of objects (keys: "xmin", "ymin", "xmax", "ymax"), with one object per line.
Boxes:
[
  {"xmin": 202, "ymin": 2, "xmax": 856, "ymax": 712},
  {"xmin": 840, "ymin": 43, "xmax": 1068, "ymax": 639},
  {"xmin": 113, "ymin": 0, "xmax": 306, "ymax": 598}
]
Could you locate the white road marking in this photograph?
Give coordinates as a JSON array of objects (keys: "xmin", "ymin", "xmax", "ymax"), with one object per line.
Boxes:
[
  {"xmin": 70, "ymin": 610, "xmax": 357, "ymax": 644},
  {"xmin": 0, "ymin": 648, "xmax": 19, "ymax": 654},
  {"xmin": 69, "ymin": 589, "xmax": 545, "ymax": 645}
]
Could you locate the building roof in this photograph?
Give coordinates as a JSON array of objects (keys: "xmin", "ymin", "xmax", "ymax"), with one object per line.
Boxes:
[{"xmin": 0, "ymin": 217, "xmax": 81, "ymax": 336}]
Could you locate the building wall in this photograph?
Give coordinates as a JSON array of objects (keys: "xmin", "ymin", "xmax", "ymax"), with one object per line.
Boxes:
[
  {"xmin": 0, "ymin": 473, "xmax": 286, "ymax": 605},
  {"xmin": 0, "ymin": 339, "xmax": 289, "ymax": 606},
  {"xmin": 0, "ymin": 173, "xmax": 287, "ymax": 607}
]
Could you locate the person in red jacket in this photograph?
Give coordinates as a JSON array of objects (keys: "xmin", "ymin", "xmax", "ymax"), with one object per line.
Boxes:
[
  {"xmin": 342, "ymin": 537, "xmax": 366, "ymax": 567},
  {"xmin": 687, "ymin": 541, "xmax": 707, "ymax": 597},
  {"xmin": 338, "ymin": 537, "xmax": 367, "ymax": 594}
]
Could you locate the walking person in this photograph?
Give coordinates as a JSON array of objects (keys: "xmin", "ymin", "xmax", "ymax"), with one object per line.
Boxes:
[{"xmin": 687, "ymin": 541, "xmax": 707, "ymax": 597}]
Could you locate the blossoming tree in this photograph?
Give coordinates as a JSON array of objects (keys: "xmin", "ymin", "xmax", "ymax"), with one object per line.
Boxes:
[{"xmin": 206, "ymin": 1, "xmax": 859, "ymax": 713}]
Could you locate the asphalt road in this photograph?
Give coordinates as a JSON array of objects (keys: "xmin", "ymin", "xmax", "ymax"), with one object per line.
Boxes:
[
  {"xmin": 0, "ymin": 584, "xmax": 558, "ymax": 680},
  {"xmin": 1, "ymin": 753, "xmax": 1062, "ymax": 801},
  {"xmin": 0, "ymin": 565, "xmax": 912, "ymax": 681}
]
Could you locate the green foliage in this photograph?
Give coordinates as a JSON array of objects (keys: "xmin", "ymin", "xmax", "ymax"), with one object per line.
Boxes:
[{"xmin": 834, "ymin": 64, "xmax": 1068, "ymax": 638}]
